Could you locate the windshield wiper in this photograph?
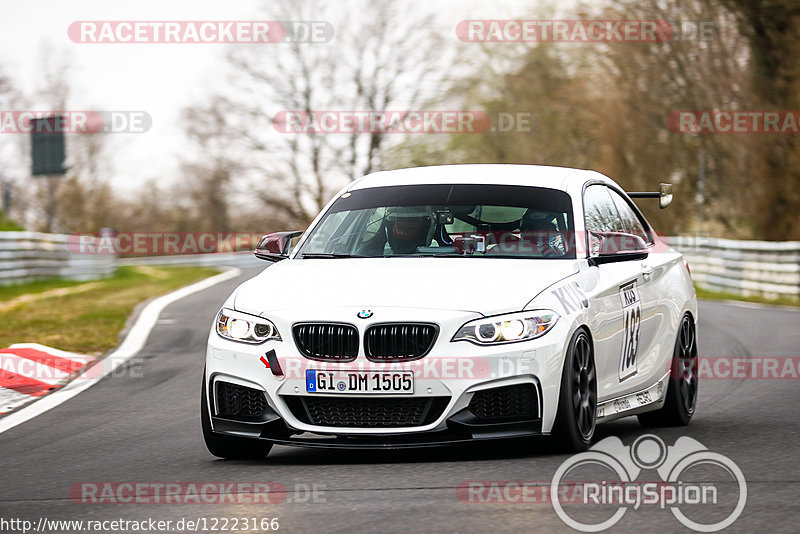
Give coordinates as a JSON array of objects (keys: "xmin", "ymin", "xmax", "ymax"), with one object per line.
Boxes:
[
  {"xmin": 300, "ymin": 252, "xmax": 366, "ymax": 259},
  {"xmin": 409, "ymin": 252, "xmax": 471, "ymax": 257}
]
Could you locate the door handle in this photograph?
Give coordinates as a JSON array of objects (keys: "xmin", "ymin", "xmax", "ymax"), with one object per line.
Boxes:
[{"xmin": 641, "ymin": 261, "xmax": 653, "ymax": 282}]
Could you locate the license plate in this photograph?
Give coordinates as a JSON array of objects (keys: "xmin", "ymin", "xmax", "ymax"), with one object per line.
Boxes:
[{"xmin": 305, "ymin": 370, "xmax": 414, "ymax": 394}]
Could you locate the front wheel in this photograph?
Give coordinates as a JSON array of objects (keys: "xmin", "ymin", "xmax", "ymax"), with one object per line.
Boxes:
[
  {"xmin": 552, "ymin": 328, "xmax": 597, "ymax": 452},
  {"xmin": 201, "ymin": 370, "xmax": 273, "ymax": 459},
  {"xmin": 638, "ymin": 314, "xmax": 698, "ymax": 427}
]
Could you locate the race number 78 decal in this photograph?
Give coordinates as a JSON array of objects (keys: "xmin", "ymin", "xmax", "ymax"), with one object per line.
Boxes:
[{"xmin": 619, "ymin": 280, "xmax": 641, "ymax": 381}]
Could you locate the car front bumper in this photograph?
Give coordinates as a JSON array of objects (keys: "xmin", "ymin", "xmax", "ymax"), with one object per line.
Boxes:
[
  {"xmin": 204, "ymin": 306, "xmax": 572, "ymax": 446},
  {"xmin": 209, "ymin": 404, "xmax": 543, "ymax": 449}
]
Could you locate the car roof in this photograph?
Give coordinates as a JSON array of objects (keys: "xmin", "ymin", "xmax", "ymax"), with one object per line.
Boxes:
[{"xmin": 348, "ymin": 164, "xmax": 617, "ymax": 192}]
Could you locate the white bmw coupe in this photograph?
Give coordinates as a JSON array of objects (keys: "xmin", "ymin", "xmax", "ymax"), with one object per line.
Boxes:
[{"xmin": 202, "ymin": 164, "xmax": 698, "ymax": 458}]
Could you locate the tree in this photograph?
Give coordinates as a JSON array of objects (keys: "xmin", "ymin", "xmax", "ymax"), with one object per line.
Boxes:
[
  {"xmin": 395, "ymin": 0, "xmax": 793, "ymax": 238},
  {"xmin": 592, "ymin": 0, "xmax": 756, "ymax": 236},
  {"xmin": 722, "ymin": 0, "xmax": 800, "ymax": 239},
  {"xmin": 182, "ymin": 0, "xmax": 449, "ymax": 226},
  {"xmin": 181, "ymin": 97, "xmax": 238, "ymax": 233},
  {"xmin": 16, "ymin": 46, "xmax": 120, "ymax": 233},
  {"xmin": 0, "ymin": 64, "xmax": 21, "ymax": 224}
]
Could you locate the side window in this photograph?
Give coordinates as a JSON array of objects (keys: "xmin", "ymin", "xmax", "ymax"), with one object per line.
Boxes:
[
  {"xmin": 583, "ymin": 185, "xmax": 623, "ymax": 233},
  {"xmin": 607, "ymin": 189, "xmax": 650, "ymax": 243}
]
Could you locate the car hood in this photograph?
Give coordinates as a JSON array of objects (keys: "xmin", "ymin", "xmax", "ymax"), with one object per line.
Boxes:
[{"xmin": 234, "ymin": 257, "xmax": 579, "ymax": 316}]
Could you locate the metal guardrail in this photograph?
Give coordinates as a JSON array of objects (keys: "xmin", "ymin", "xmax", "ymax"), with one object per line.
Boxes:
[
  {"xmin": 0, "ymin": 232, "xmax": 115, "ymax": 285},
  {"xmin": 667, "ymin": 236, "xmax": 800, "ymax": 299},
  {"xmin": 0, "ymin": 232, "xmax": 262, "ymax": 286},
  {"xmin": 117, "ymin": 252, "xmax": 262, "ymax": 268}
]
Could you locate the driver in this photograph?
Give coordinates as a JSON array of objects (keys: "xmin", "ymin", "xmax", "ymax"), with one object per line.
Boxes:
[
  {"xmin": 385, "ymin": 206, "xmax": 435, "ymax": 254},
  {"xmin": 520, "ymin": 209, "xmax": 566, "ymax": 256}
]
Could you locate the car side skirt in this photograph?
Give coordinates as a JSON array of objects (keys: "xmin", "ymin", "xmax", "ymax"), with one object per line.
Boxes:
[{"xmin": 596, "ymin": 372, "xmax": 670, "ymax": 423}]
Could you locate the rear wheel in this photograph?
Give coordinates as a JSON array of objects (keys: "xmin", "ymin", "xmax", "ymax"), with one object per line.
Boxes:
[
  {"xmin": 638, "ymin": 314, "xmax": 698, "ymax": 427},
  {"xmin": 552, "ymin": 329, "xmax": 597, "ymax": 452},
  {"xmin": 201, "ymin": 371, "xmax": 272, "ymax": 459}
]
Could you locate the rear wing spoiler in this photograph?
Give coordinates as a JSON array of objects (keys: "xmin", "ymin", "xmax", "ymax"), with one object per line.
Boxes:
[{"xmin": 628, "ymin": 183, "xmax": 673, "ymax": 209}]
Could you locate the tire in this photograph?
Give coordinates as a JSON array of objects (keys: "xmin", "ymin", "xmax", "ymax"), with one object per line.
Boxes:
[
  {"xmin": 201, "ymin": 370, "xmax": 273, "ymax": 459},
  {"xmin": 638, "ymin": 314, "xmax": 698, "ymax": 427},
  {"xmin": 552, "ymin": 328, "xmax": 597, "ymax": 452}
]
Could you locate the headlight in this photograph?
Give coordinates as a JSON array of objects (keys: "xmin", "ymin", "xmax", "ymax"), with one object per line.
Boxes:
[
  {"xmin": 452, "ymin": 310, "xmax": 559, "ymax": 345},
  {"xmin": 216, "ymin": 308, "xmax": 281, "ymax": 344}
]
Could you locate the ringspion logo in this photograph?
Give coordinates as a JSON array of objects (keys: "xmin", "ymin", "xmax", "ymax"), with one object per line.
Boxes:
[{"xmin": 551, "ymin": 435, "xmax": 746, "ymax": 532}]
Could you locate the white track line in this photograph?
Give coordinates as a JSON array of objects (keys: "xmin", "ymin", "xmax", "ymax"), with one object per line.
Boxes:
[
  {"xmin": 0, "ymin": 388, "xmax": 35, "ymax": 414},
  {"xmin": 715, "ymin": 299, "xmax": 800, "ymax": 312},
  {"xmin": 0, "ymin": 267, "xmax": 242, "ymax": 435}
]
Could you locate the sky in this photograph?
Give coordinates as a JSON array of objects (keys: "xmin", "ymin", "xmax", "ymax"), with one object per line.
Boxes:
[
  {"xmin": 0, "ymin": 0, "xmax": 576, "ymax": 191},
  {"xmin": 0, "ymin": 0, "xmax": 262, "ymax": 190}
]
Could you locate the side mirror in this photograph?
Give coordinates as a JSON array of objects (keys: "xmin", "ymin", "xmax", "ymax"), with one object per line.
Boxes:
[
  {"xmin": 628, "ymin": 182, "xmax": 673, "ymax": 209},
  {"xmin": 254, "ymin": 231, "xmax": 302, "ymax": 262},
  {"xmin": 659, "ymin": 183, "xmax": 673, "ymax": 209},
  {"xmin": 588, "ymin": 231, "xmax": 649, "ymax": 266}
]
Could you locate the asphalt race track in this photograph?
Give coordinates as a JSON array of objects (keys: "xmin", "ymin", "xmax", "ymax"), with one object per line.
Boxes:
[{"xmin": 1, "ymin": 266, "xmax": 798, "ymax": 533}]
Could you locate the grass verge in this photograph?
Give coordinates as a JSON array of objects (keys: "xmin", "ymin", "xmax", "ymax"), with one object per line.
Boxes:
[
  {"xmin": 0, "ymin": 211, "xmax": 24, "ymax": 231},
  {"xmin": 0, "ymin": 266, "xmax": 221, "ymax": 354},
  {"xmin": 695, "ymin": 285, "xmax": 800, "ymax": 308}
]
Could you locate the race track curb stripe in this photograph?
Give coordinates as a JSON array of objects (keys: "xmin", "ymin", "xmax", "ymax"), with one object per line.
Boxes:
[
  {"xmin": 0, "ymin": 369, "xmax": 58, "ymax": 398},
  {"xmin": 0, "ymin": 346, "xmax": 92, "ymax": 374},
  {"xmin": 0, "ymin": 266, "xmax": 242, "ymax": 434},
  {"xmin": 0, "ymin": 345, "xmax": 99, "ymax": 412}
]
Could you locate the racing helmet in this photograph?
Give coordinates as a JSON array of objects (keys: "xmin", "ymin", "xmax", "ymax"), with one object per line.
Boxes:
[
  {"xmin": 520, "ymin": 209, "xmax": 566, "ymax": 255},
  {"xmin": 385, "ymin": 206, "xmax": 435, "ymax": 254},
  {"xmin": 520, "ymin": 209, "xmax": 557, "ymax": 232}
]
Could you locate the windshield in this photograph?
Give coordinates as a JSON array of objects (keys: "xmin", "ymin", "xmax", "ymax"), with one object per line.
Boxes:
[{"xmin": 298, "ymin": 184, "xmax": 576, "ymax": 259}]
